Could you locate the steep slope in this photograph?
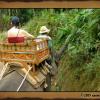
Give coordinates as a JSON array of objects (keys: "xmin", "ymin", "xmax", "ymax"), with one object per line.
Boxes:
[{"xmin": 55, "ymin": 51, "xmax": 100, "ymax": 91}]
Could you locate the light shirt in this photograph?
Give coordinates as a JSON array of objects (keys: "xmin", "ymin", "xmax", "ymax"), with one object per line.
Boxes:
[
  {"xmin": 37, "ymin": 34, "xmax": 52, "ymax": 40},
  {"xmin": 37, "ymin": 34, "xmax": 52, "ymax": 49}
]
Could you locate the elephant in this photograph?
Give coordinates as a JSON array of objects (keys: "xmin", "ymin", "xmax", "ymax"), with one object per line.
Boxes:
[
  {"xmin": 0, "ymin": 62, "xmax": 52, "ymax": 91},
  {"xmin": 0, "ymin": 51, "xmax": 58, "ymax": 91},
  {"xmin": 0, "ymin": 70, "xmax": 44, "ymax": 91}
]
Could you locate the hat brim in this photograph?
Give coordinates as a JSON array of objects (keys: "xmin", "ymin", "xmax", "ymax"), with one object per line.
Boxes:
[{"xmin": 39, "ymin": 29, "xmax": 50, "ymax": 34}]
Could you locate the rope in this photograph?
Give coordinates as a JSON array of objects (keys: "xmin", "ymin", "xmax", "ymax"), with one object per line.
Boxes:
[
  {"xmin": 0, "ymin": 63, "xmax": 9, "ymax": 80},
  {"xmin": 17, "ymin": 65, "xmax": 32, "ymax": 92}
]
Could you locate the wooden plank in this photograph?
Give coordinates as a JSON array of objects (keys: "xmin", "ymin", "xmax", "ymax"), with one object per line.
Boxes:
[{"xmin": 0, "ymin": 1, "xmax": 100, "ymax": 8}]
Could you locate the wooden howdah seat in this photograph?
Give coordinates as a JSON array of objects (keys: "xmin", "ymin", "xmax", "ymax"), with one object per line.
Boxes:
[
  {"xmin": 0, "ymin": 38, "xmax": 50, "ymax": 88},
  {"xmin": 0, "ymin": 38, "xmax": 50, "ymax": 65}
]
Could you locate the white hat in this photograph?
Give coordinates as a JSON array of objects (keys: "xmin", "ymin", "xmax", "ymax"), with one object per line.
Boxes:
[{"xmin": 39, "ymin": 26, "xmax": 50, "ymax": 34}]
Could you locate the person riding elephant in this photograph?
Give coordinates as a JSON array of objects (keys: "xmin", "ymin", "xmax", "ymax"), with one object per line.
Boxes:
[
  {"xmin": 37, "ymin": 26, "xmax": 58, "ymax": 76},
  {"xmin": 7, "ymin": 16, "xmax": 34, "ymax": 43},
  {"xmin": 37, "ymin": 26, "xmax": 54, "ymax": 65},
  {"xmin": 37, "ymin": 26, "xmax": 52, "ymax": 50}
]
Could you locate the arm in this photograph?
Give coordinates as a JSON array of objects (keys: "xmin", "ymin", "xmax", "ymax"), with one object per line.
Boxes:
[{"xmin": 21, "ymin": 30, "xmax": 34, "ymax": 39}]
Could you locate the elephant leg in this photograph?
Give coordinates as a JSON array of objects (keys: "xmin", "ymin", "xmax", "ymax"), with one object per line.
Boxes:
[{"xmin": 43, "ymin": 73, "xmax": 51, "ymax": 91}]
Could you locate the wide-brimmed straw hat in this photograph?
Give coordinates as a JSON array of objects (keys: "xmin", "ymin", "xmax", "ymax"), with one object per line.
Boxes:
[{"xmin": 39, "ymin": 26, "xmax": 50, "ymax": 34}]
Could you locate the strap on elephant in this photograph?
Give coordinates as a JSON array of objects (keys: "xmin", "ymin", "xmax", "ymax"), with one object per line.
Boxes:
[
  {"xmin": 16, "ymin": 66, "xmax": 47, "ymax": 90},
  {"xmin": 17, "ymin": 65, "xmax": 32, "ymax": 92},
  {"xmin": 0, "ymin": 62, "xmax": 41, "ymax": 89},
  {"xmin": 0, "ymin": 61, "xmax": 53, "ymax": 91},
  {"xmin": 0, "ymin": 62, "xmax": 23, "ymax": 80}
]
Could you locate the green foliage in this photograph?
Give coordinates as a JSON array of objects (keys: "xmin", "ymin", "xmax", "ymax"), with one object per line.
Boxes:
[
  {"xmin": 0, "ymin": 9, "xmax": 34, "ymax": 31},
  {"xmin": 0, "ymin": 15, "xmax": 10, "ymax": 31},
  {"xmin": 0, "ymin": 32, "xmax": 6, "ymax": 41},
  {"xmin": 44, "ymin": 9, "xmax": 100, "ymax": 91},
  {"xmin": 21, "ymin": 9, "xmax": 100, "ymax": 91},
  {"xmin": 0, "ymin": 9, "xmax": 100, "ymax": 91}
]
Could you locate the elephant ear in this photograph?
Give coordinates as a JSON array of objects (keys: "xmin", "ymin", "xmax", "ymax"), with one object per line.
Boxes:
[{"xmin": 1, "ymin": 62, "xmax": 24, "ymax": 79}]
